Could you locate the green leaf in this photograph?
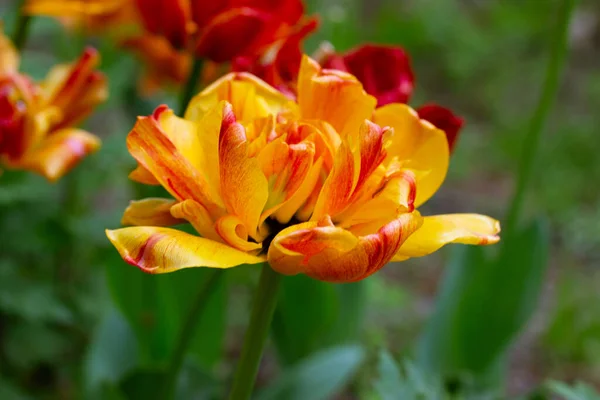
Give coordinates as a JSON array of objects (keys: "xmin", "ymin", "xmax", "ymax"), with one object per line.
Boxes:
[
  {"xmin": 417, "ymin": 218, "xmax": 550, "ymax": 377},
  {"xmin": 272, "ymin": 276, "xmax": 366, "ymax": 364},
  {"xmin": 271, "ymin": 275, "xmax": 339, "ymax": 364},
  {"xmin": 255, "ymin": 345, "xmax": 365, "ymax": 400},
  {"xmin": 546, "ymin": 380, "xmax": 600, "ymax": 400},
  {"xmin": 374, "ymin": 352, "xmax": 445, "ymax": 400},
  {"xmin": 105, "ymin": 254, "xmax": 227, "ymax": 367},
  {"xmin": 84, "ymin": 309, "xmax": 138, "ymax": 394},
  {"xmin": 120, "ymin": 369, "xmax": 167, "ymax": 400}
]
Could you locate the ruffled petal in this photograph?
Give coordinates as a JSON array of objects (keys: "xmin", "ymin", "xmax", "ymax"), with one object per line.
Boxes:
[
  {"xmin": 393, "ymin": 214, "xmax": 501, "ymax": 260},
  {"xmin": 106, "ymin": 227, "xmax": 265, "ymax": 274},
  {"xmin": 268, "ymin": 213, "xmax": 422, "ymax": 283},
  {"xmin": 121, "ymin": 198, "xmax": 182, "ymax": 226},
  {"xmin": 185, "ymin": 72, "xmax": 290, "ymax": 123},
  {"xmin": 170, "ymin": 199, "xmax": 221, "ymax": 242},
  {"xmin": 219, "ymin": 104, "xmax": 269, "ymax": 239},
  {"xmin": 19, "ymin": 128, "xmax": 100, "ymax": 182},
  {"xmin": 373, "ymin": 103, "xmax": 449, "ymax": 207},
  {"xmin": 215, "ymin": 214, "xmax": 262, "ymax": 252},
  {"xmin": 126, "ymin": 113, "xmax": 223, "ymax": 217},
  {"xmin": 297, "ymin": 55, "xmax": 377, "ymax": 137}
]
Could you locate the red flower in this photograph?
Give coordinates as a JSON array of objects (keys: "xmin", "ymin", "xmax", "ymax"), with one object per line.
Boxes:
[
  {"xmin": 134, "ymin": 0, "xmax": 312, "ymax": 63},
  {"xmin": 322, "ymin": 44, "xmax": 415, "ymax": 106},
  {"xmin": 231, "ymin": 17, "xmax": 318, "ymax": 97},
  {"xmin": 417, "ymin": 104, "xmax": 464, "ymax": 152}
]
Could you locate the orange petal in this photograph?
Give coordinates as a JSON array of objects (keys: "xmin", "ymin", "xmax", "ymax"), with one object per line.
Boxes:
[
  {"xmin": 41, "ymin": 48, "xmax": 107, "ymax": 125},
  {"xmin": 170, "ymin": 199, "xmax": 221, "ymax": 242},
  {"xmin": 312, "ymin": 120, "xmax": 388, "ymax": 221},
  {"xmin": 268, "ymin": 213, "xmax": 422, "ymax": 283},
  {"xmin": 373, "ymin": 103, "xmax": 449, "ymax": 207},
  {"xmin": 297, "ymin": 55, "xmax": 376, "ymax": 137},
  {"xmin": 393, "ymin": 213, "xmax": 501, "ymax": 260},
  {"xmin": 215, "ymin": 214, "xmax": 262, "ymax": 252},
  {"xmin": 106, "ymin": 226, "xmax": 265, "ymax": 274},
  {"xmin": 219, "ymin": 104, "xmax": 269, "ymax": 239},
  {"xmin": 121, "ymin": 198, "xmax": 183, "ymax": 226},
  {"xmin": 258, "ymin": 136, "xmax": 315, "ymax": 218},
  {"xmin": 129, "ymin": 165, "xmax": 160, "ymax": 185},
  {"xmin": 126, "ymin": 113, "xmax": 223, "ymax": 217},
  {"xmin": 0, "ymin": 30, "xmax": 19, "ymax": 74},
  {"xmin": 19, "ymin": 128, "xmax": 100, "ymax": 182}
]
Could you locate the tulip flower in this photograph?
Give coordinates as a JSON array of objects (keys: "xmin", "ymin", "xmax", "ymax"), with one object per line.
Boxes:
[
  {"xmin": 416, "ymin": 104, "xmax": 464, "ymax": 153},
  {"xmin": 107, "ymin": 55, "xmax": 499, "ymax": 283},
  {"xmin": 0, "ymin": 31, "xmax": 105, "ymax": 181}
]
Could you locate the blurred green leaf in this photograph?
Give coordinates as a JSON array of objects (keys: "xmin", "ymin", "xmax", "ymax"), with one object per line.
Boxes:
[
  {"xmin": 119, "ymin": 368, "xmax": 166, "ymax": 400},
  {"xmin": 271, "ymin": 275, "xmax": 339, "ymax": 364},
  {"xmin": 418, "ymin": 218, "xmax": 550, "ymax": 377},
  {"xmin": 374, "ymin": 351, "xmax": 445, "ymax": 400},
  {"xmin": 0, "ymin": 379, "xmax": 32, "ymax": 400},
  {"xmin": 84, "ymin": 309, "xmax": 138, "ymax": 394},
  {"xmin": 272, "ymin": 276, "xmax": 366, "ymax": 364},
  {"xmin": 255, "ymin": 344, "xmax": 365, "ymax": 400},
  {"xmin": 546, "ymin": 380, "xmax": 600, "ymax": 400},
  {"xmin": 105, "ymin": 257, "xmax": 226, "ymax": 367}
]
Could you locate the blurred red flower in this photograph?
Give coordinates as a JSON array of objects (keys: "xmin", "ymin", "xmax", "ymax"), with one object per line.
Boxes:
[{"xmin": 417, "ymin": 104, "xmax": 464, "ymax": 152}]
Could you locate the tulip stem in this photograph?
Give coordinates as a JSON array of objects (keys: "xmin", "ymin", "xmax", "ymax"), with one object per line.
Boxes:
[
  {"xmin": 228, "ymin": 264, "xmax": 282, "ymax": 400},
  {"xmin": 504, "ymin": 0, "xmax": 575, "ymax": 235},
  {"xmin": 12, "ymin": 0, "xmax": 32, "ymax": 51},
  {"xmin": 162, "ymin": 269, "xmax": 224, "ymax": 399},
  {"xmin": 178, "ymin": 57, "xmax": 204, "ymax": 116}
]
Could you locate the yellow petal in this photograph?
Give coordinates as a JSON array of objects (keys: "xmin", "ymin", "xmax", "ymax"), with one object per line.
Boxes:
[
  {"xmin": 170, "ymin": 199, "xmax": 221, "ymax": 242},
  {"xmin": 393, "ymin": 213, "xmax": 501, "ymax": 260},
  {"xmin": 121, "ymin": 198, "xmax": 182, "ymax": 226},
  {"xmin": 106, "ymin": 226, "xmax": 265, "ymax": 274},
  {"xmin": 373, "ymin": 103, "xmax": 449, "ymax": 207},
  {"xmin": 297, "ymin": 55, "xmax": 377, "ymax": 137},
  {"xmin": 219, "ymin": 104, "xmax": 269, "ymax": 239},
  {"xmin": 129, "ymin": 165, "xmax": 160, "ymax": 185},
  {"xmin": 185, "ymin": 72, "xmax": 291, "ymax": 123},
  {"xmin": 268, "ymin": 213, "xmax": 422, "ymax": 283},
  {"xmin": 0, "ymin": 30, "xmax": 19, "ymax": 74},
  {"xmin": 126, "ymin": 113, "xmax": 223, "ymax": 217},
  {"xmin": 19, "ymin": 128, "xmax": 100, "ymax": 182}
]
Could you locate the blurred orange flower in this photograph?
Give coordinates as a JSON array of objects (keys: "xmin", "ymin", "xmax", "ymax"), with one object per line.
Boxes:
[
  {"xmin": 106, "ymin": 55, "xmax": 499, "ymax": 283},
  {"xmin": 24, "ymin": 0, "xmax": 135, "ymax": 32},
  {"xmin": 0, "ymin": 31, "xmax": 106, "ymax": 181}
]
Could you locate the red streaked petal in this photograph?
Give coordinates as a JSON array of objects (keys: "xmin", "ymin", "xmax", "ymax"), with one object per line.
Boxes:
[
  {"xmin": 268, "ymin": 212, "xmax": 422, "ymax": 282},
  {"xmin": 106, "ymin": 226, "xmax": 265, "ymax": 274}
]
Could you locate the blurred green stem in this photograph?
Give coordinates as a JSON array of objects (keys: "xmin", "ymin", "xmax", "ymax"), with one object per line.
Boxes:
[
  {"xmin": 228, "ymin": 264, "xmax": 282, "ymax": 400},
  {"xmin": 12, "ymin": 0, "xmax": 31, "ymax": 51},
  {"xmin": 504, "ymin": 0, "xmax": 575, "ymax": 235},
  {"xmin": 178, "ymin": 57, "xmax": 204, "ymax": 116},
  {"xmin": 162, "ymin": 269, "xmax": 224, "ymax": 399}
]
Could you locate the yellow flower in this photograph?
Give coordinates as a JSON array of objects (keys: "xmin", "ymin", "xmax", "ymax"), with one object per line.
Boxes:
[
  {"xmin": 106, "ymin": 55, "xmax": 499, "ymax": 283},
  {"xmin": 0, "ymin": 31, "xmax": 106, "ymax": 181}
]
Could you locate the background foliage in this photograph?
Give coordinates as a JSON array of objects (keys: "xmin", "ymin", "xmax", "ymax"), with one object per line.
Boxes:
[{"xmin": 1, "ymin": 0, "xmax": 599, "ymax": 398}]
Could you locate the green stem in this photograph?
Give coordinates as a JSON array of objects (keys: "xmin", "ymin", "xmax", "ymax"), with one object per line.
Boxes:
[
  {"xmin": 504, "ymin": 0, "xmax": 576, "ymax": 235},
  {"xmin": 228, "ymin": 265, "xmax": 282, "ymax": 400},
  {"xmin": 178, "ymin": 57, "xmax": 204, "ymax": 116},
  {"xmin": 12, "ymin": 0, "xmax": 32, "ymax": 51},
  {"xmin": 162, "ymin": 269, "xmax": 224, "ymax": 399}
]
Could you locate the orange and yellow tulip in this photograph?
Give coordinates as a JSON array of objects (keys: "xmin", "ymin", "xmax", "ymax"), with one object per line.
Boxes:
[
  {"xmin": 0, "ymin": 31, "xmax": 106, "ymax": 181},
  {"xmin": 106, "ymin": 55, "xmax": 499, "ymax": 283}
]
